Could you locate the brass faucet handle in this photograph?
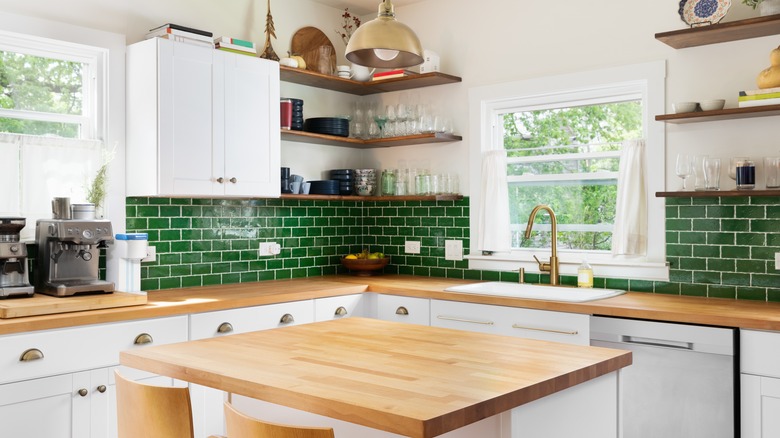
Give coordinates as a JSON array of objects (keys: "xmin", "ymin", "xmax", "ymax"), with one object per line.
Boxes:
[{"xmin": 532, "ymin": 255, "xmax": 551, "ymax": 272}]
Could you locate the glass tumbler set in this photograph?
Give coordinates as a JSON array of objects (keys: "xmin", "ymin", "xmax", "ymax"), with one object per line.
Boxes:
[{"xmin": 676, "ymin": 154, "xmax": 780, "ymax": 191}]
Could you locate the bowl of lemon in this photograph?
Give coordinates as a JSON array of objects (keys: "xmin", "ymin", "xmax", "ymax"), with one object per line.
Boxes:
[{"xmin": 341, "ymin": 250, "xmax": 390, "ymax": 276}]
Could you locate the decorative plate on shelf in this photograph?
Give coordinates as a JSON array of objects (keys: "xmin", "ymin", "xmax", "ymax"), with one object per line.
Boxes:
[{"xmin": 679, "ymin": 0, "xmax": 731, "ymax": 27}]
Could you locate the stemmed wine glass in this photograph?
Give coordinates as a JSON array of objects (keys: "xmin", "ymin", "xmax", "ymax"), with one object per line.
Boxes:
[
  {"xmin": 396, "ymin": 101, "xmax": 408, "ymax": 136},
  {"xmin": 676, "ymin": 153, "xmax": 692, "ymax": 191},
  {"xmin": 374, "ymin": 110, "xmax": 388, "ymax": 138},
  {"xmin": 384, "ymin": 104, "xmax": 396, "ymax": 138}
]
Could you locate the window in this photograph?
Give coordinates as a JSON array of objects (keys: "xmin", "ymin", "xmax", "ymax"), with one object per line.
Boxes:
[{"xmin": 468, "ymin": 61, "xmax": 667, "ymax": 280}]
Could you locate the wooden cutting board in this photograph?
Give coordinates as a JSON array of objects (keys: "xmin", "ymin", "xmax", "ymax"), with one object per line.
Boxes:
[
  {"xmin": 290, "ymin": 26, "xmax": 337, "ymax": 75},
  {"xmin": 0, "ymin": 292, "xmax": 147, "ymax": 318}
]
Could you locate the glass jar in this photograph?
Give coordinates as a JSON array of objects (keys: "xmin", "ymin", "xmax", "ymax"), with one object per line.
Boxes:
[
  {"xmin": 381, "ymin": 169, "xmax": 396, "ymax": 196},
  {"xmin": 736, "ymin": 160, "xmax": 756, "ymax": 190}
]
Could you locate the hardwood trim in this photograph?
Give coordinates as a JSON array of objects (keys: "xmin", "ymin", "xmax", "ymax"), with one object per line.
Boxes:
[
  {"xmin": 656, "ymin": 189, "xmax": 780, "ymax": 198},
  {"xmin": 281, "ymin": 130, "xmax": 462, "ymax": 148},
  {"xmin": 655, "ymin": 14, "xmax": 780, "ymax": 49},
  {"xmin": 655, "ymin": 104, "xmax": 780, "ymax": 123},
  {"xmin": 280, "ymin": 66, "xmax": 462, "ymax": 95}
]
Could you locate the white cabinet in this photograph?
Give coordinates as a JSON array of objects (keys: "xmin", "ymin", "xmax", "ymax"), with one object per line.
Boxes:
[
  {"xmin": 430, "ymin": 299, "xmax": 590, "ymax": 345},
  {"xmin": 127, "ymin": 38, "xmax": 280, "ymax": 198},
  {"xmin": 376, "ymin": 294, "xmax": 430, "ymax": 326},
  {"xmin": 741, "ymin": 329, "xmax": 780, "ymax": 437},
  {"xmin": 314, "ymin": 294, "xmax": 364, "ymax": 321},
  {"xmin": 0, "ymin": 316, "xmax": 187, "ymax": 438}
]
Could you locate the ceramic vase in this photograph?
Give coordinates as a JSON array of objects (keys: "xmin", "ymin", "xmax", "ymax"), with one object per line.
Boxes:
[{"xmin": 759, "ymin": 0, "xmax": 780, "ymax": 16}]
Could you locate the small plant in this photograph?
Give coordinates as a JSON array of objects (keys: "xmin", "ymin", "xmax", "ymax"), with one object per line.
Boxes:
[
  {"xmin": 86, "ymin": 144, "xmax": 116, "ymax": 210},
  {"xmin": 335, "ymin": 8, "xmax": 361, "ymax": 45},
  {"xmin": 742, "ymin": 0, "xmax": 763, "ymax": 9}
]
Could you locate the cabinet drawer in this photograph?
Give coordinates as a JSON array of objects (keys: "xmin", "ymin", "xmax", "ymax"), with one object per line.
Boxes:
[
  {"xmin": 0, "ymin": 316, "xmax": 188, "ymax": 384},
  {"xmin": 741, "ymin": 329, "xmax": 780, "ymax": 377},
  {"xmin": 377, "ymin": 295, "xmax": 430, "ymax": 326},
  {"xmin": 314, "ymin": 295, "xmax": 364, "ymax": 321},
  {"xmin": 190, "ymin": 300, "xmax": 314, "ymax": 340}
]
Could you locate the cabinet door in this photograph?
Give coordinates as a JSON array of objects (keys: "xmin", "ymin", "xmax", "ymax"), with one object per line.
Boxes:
[
  {"xmin": 742, "ymin": 373, "xmax": 780, "ymax": 438},
  {"xmin": 314, "ymin": 294, "xmax": 364, "ymax": 321},
  {"xmin": 158, "ymin": 39, "xmax": 220, "ymax": 196},
  {"xmin": 376, "ymin": 294, "xmax": 430, "ymax": 325},
  {"xmin": 0, "ymin": 373, "xmax": 81, "ymax": 438},
  {"xmin": 220, "ymin": 51, "xmax": 280, "ymax": 197}
]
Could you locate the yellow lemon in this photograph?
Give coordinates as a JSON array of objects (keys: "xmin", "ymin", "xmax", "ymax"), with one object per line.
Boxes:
[{"xmin": 345, "ymin": 254, "xmax": 357, "ymax": 260}]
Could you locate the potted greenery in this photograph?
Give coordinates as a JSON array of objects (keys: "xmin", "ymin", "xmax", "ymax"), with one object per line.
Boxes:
[{"xmin": 743, "ymin": 0, "xmax": 780, "ymax": 16}]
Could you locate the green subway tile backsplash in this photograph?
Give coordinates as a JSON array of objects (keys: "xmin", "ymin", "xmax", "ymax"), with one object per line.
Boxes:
[{"xmin": 126, "ymin": 195, "xmax": 780, "ymax": 302}]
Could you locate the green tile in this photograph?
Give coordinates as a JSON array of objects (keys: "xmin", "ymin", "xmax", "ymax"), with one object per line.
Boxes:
[
  {"xmin": 737, "ymin": 287, "xmax": 767, "ymax": 301},
  {"xmin": 707, "ymin": 285, "xmax": 736, "ymax": 299},
  {"xmin": 708, "ymin": 258, "xmax": 735, "ymax": 272},
  {"xmin": 680, "ymin": 283, "xmax": 707, "ymax": 297},
  {"xmin": 737, "ymin": 205, "xmax": 765, "ymax": 218},
  {"xmin": 693, "ymin": 271, "xmax": 721, "ymax": 284},
  {"xmin": 691, "ymin": 219, "xmax": 719, "ymax": 231},
  {"xmin": 706, "ymin": 205, "xmax": 734, "ymax": 218},
  {"xmin": 737, "ymin": 259, "xmax": 766, "ymax": 274},
  {"xmin": 679, "ymin": 206, "xmax": 706, "ymax": 218},
  {"xmin": 679, "ymin": 232, "xmax": 706, "ymax": 244},
  {"xmin": 722, "ymin": 272, "xmax": 750, "ymax": 286}
]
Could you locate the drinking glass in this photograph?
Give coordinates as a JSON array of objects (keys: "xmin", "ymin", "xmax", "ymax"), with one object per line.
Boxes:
[
  {"xmin": 765, "ymin": 157, "xmax": 780, "ymax": 188},
  {"xmin": 374, "ymin": 111, "xmax": 388, "ymax": 138},
  {"xmin": 396, "ymin": 102, "xmax": 408, "ymax": 136},
  {"xmin": 728, "ymin": 157, "xmax": 748, "ymax": 182},
  {"xmin": 385, "ymin": 104, "xmax": 396, "ymax": 138},
  {"xmin": 703, "ymin": 157, "xmax": 721, "ymax": 190},
  {"xmin": 675, "ymin": 154, "xmax": 692, "ymax": 191},
  {"xmin": 692, "ymin": 155, "xmax": 707, "ymax": 191}
]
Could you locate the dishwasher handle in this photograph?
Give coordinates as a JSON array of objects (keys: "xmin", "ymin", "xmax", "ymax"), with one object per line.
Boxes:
[{"xmin": 621, "ymin": 335, "xmax": 693, "ymax": 350}]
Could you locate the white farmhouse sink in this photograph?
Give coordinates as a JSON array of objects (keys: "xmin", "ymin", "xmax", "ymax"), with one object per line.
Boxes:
[{"xmin": 444, "ymin": 282, "xmax": 626, "ymax": 303}]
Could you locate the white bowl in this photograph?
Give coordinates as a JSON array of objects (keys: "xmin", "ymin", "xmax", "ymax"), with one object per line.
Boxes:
[
  {"xmin": 673, "ymin": 102, "xmax": 699, "ymax": 113},
  {"xmin": 699, "ymin": 99, "xmax": 726, "ymax": 111}
]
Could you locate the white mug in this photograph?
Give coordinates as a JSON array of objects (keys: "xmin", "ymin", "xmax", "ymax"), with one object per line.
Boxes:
[{"xmin": 350, "ymin": 64, "xmax": 375, "ymax": 82}]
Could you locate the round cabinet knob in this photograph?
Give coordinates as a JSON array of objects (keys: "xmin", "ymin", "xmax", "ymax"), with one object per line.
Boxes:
[
  {"xmin": 216, "ymin": 177, "xmax": 225, "ymax": 183},
  {"xmin": 19, "ymin": 348, "xmax": 44, "ymax": 362},
  {"xmin": 279, "ymin": 313, "xmax": 295, "ymax": 324},
  {"xmin": 134, "ymin": 333, "xmax": 153, "ymax": 345},
  {"xmin": 78, "ymin": 388, "xmax": 88, "ymax": 397},
  {"xmin": 229, "ymin": 177, "xmax": 237, "ymax": 184},
  {"xmin": 97, "ymin": 385, "xmax": 107, "ymax": 393},
  {"xmin": 395, "ymin": 306, "xmax": 409, "ymax": 315},
  {"xmin": 217, "ymin": 322, "xmax": 234, "ymax": 334},
  {"xmin": 334, "ymin": 306, "xmax": 348, "ymax": 317}
]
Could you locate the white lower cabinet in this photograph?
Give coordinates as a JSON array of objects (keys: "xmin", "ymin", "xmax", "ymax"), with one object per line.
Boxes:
[
  {"xmin": 314, "ymin": 294, "xmax": 364, "ymax": 321},
  {"xmin": 430, "ymin": 299, "xmax": 590, "ymax": 345},
  {"xmin": 741, "ymin": 329, "xmax": 780, "ymax": 437},
  {"xmin": 376, "ymin": 294, "xmax": 430, "ymax": 325}
]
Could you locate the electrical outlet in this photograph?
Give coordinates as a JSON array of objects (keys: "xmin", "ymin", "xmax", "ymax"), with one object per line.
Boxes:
[
  {"xmin": 141, "ymin": 245, "xmax": 156, "ymax": 262},
  {"xmin": 775, "ymin": 252, "xmax": 780, "ymax": 270},
  {"xmin": 445, "ymin": 240, "xmax": 463, "ymax": 261},
  {"xmin": 405, "ymin": 240, "xmax": 421, "ymax": 254},
  {"xmin": 259, "ymin": 242, "xmax": 281, "ymax": 256}
]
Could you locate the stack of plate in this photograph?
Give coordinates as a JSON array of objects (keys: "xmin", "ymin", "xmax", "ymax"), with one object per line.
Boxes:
[
  {"xmin": 329, "ymin": 169, "xmax": 354, "ymax": 195},
  {"xmin": 304, "ymin": 117, "xmax": 349, "ymax": 137},
  {"xmin": 289, "ymin": 98, "xmax": 303, "ymax": 131},
  {"xmin": 354, "ymin": 169, "xmax": 377, "ymax": 196},
  {"xmin": 308, "ymin": 180, "xmax": 340, "ymax": 195}
]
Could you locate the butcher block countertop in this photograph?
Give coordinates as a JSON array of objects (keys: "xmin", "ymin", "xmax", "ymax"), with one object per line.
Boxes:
[
  {"xmin": 120, "ymin": 317, "xmax": 631, "ymax": 438},
  {"xmin": 3, "ymin": 274, "xmax": 780, "ymax": 334}
]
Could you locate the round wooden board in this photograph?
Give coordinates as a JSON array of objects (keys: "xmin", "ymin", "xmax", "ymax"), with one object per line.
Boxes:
[{"xmin": 290, "ymin": 26, "xmax": 337, "ymax": 75}]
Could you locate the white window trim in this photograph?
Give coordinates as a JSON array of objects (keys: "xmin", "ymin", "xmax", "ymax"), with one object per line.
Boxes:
[
  {"xmin": 0, "ymin": 11, "xmax": 126, "ymax": 235},
  {"xmin": 467, "ymin": 61, "xmax": 668, "ymax": 281}
]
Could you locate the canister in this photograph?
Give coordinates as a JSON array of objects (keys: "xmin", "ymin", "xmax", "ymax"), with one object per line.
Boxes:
[{"xmin": 280, "ymin": 98, "xmax": 293, "ymax": 130}]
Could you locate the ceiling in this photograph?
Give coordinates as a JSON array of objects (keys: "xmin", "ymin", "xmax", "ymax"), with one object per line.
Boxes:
[{"xmin": 308, "ymin": 0, "xmax": 427, "ymax": 15}]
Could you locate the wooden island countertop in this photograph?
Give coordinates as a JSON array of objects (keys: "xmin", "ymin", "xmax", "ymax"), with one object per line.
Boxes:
[{"xmin": 120, "ymin": 317, "xmax": 631, "ymax": 438}]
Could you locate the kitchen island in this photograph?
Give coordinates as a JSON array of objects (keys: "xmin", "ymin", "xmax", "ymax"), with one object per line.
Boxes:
[{"xmin": 120, "ymin": 317, "xmax": 631, "ymax": 438}]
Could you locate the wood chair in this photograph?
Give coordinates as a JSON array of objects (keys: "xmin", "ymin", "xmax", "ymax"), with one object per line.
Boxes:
[
  {"xmin": 222, "ymin": 401, "xmax": 335, "ymax": 438},
  {"xmin": 114, "ymin": 370, "xmax": 195, "ymax": 438}
]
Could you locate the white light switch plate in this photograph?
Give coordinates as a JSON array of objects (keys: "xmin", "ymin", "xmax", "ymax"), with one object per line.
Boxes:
[
  {"xmin": 405, "ymin": 241, "xmax": 421, "ymax": 254},
  {"xmin": 775, "ymin": 252, "xmax": 780, "ymax": 270},
  {"xmin": 141, "ymin": 246, "xmax": 156, "ymax": 263},
  {"xmin": 445, "ymin": 240, "xmax": 463, "ymax": 261},
  {"xmin": 259, "ymin": 242, "xmax": 281, "ymax": 256}
]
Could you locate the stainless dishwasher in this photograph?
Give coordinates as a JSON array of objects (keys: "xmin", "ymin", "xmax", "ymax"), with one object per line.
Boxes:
[{"xmin": 591, "ymin": 316, "xmax": 738, "ymax": 438}]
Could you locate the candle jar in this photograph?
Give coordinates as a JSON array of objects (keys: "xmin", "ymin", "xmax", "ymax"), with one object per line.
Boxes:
[{"xmin": 736, "ymin": 160, "xmax": 756, "ymax": 190}]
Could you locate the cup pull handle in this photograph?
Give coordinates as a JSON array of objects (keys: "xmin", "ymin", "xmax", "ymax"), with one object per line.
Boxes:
[
  {"xmin": 134, "ymin": 333, "xmax": 153, "ymax": 345},
  {"xmin": 334, "ymin": 306, "xmax": 348, "ymax": 317},
  {"xmin": 280, "ymin": 313, "xmax": 294, "ymax": 324},
  {"xmin": 395, "ymin": 306, "xmax": 409, "ymax": 315},
  {"xmin": 217, "ymin": 322, "xmax": 234, "ymax": 334},
  {"xmin": 20, "ymin": 348, "xmax": 44, "ymax": 362}
]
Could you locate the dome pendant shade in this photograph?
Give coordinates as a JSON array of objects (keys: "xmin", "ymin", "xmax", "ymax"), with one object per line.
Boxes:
[{"xmin": 345, "ymin": 0, "xmax": 424, "ymax": 68}]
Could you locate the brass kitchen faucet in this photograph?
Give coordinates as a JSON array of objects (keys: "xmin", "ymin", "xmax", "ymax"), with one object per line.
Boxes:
[{"xmin": 524, "ymin": 205, "xmax": 560, "ymax": 286}]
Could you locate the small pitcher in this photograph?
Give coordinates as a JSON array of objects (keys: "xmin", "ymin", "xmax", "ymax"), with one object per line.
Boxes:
[{"xmin": 350, "ymin": 64, "xmax": 375, "ymax": 82}]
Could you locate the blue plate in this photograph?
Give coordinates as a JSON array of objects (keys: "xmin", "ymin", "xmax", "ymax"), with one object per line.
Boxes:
[{"xmin": 679, "ymin": 0, "xmax": 731, "ymax": 27}]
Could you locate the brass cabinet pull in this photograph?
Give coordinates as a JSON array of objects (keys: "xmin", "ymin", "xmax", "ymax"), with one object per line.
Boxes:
[
  {"xmin": 78, "ymin": 388, "xmax": 88, "ymax": 397},
  {"xmin": 97, "ymin": 385, "xmax": 107, "ymax": 393},
  {"xmin": 19, "ymin": 348, "xmax": 44, "ymax": 362},
  {"xmin": 217, "ymin": 322, "xmax": 234, "ymax": 334},
  {"xmin": 216, "ymin": 177, "xmax": 225, "ymax": 183},
  {"xmin": 436, "ymin": 315, "xmax": 494, "ymax": 325},
  {"xmin": 134, "ymin": 333, "xmax": 153, "ymax": 345},
  {"xmin": 395, "ymin": 306, "xmax": 409, "ymax": 315},
  {"xmin": 279, "ymin": 313, "xmax": 295, "ymax": 324},
  {"xmin": 229, "ymin": 177, "xmax": 237, "ymax": 183},
  {"xmin": 334, "ymin": 306, "xmax": 348, "ymax": 317},
  {"xmin": 511, "ymin": 324, "xmax": 578, "ymax": 336}
]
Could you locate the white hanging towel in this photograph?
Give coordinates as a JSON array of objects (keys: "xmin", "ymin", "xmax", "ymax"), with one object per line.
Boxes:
[
  {"xmin": 611, "ymin": 139, "xmax": 647, "ymax": 256},
  {"xmin": 477, "ymin": 150, "xmax": 512, "ymax": 253}
]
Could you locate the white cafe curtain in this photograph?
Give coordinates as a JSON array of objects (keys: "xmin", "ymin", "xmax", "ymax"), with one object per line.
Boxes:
[
  {"xmin": 611, "ymin": 139, "xmax": 647, "ymax": 256},
  {"xmin": 477, "ymin": 150, "xmax": 511, "ymax": 253}
]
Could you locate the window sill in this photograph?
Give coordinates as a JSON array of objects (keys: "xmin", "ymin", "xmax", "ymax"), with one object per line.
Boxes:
[{"xmin": 466, "ymin": 253, "xmax": 669, "ymax": 282}]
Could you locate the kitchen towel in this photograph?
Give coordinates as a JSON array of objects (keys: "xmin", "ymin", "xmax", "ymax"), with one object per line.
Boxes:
[
  {"xmin": 612, "ymin": 138, "xmax": 647, "ymax": 256},
  {"xmin": 477, "ymin": 150, "xmax": 511, "ymax": 253}
]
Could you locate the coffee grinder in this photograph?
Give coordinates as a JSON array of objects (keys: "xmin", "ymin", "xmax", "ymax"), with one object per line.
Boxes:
[{"xmin": 0, "ymin": 217, "xmax": 34, "ymax": 298}]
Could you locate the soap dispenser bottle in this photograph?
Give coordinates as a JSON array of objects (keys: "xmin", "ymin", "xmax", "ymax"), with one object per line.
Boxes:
[{"xmin": 577, "ymin": 260, "xmax": 593, "ymax": 288}]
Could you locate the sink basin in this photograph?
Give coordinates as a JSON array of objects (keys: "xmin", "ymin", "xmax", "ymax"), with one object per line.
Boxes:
[{"xmin": 444, "ymin": 282, "xmax": 626, "ymax": 303}]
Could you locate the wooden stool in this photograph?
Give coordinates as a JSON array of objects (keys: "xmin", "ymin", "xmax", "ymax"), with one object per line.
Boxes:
[
  {"xmin": 222, "ymin": 401, "xmax": 335, "ymax": 438},
  {"xmin": 114, "ymin": 370, "xmax": 194, "ymax": 438}
]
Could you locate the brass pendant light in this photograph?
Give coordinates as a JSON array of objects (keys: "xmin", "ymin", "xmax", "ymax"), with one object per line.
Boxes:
[{"xmin": 345, "ymin": 0, "xmax": 424, "ymax": 68}]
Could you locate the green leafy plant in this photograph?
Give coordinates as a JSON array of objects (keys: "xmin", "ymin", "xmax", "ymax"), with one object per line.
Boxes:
[
  {"xmin": 86, "ymin": 144, "xmax": 116, "ymax": 209},
  {"xmin": 742, "ymin": 0, "xmax": 763, "ymax": 9}
]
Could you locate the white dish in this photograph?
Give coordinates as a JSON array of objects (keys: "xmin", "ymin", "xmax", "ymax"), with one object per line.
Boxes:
[
  {"xmin": 700, "ymin": 99, "xmax": 726, "ymax": 111},
  {"xmin": 673, "ymin": 102, "xmax": 699, "ymax": 113}
]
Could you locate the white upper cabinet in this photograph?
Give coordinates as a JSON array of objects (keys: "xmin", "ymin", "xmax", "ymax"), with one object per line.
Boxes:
[{"xmin": 127, "ymin": 38, "xmax": 280, "ymax": 197}]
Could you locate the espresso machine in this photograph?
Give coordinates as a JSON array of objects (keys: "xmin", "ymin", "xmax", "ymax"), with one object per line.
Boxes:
[
  {"xmin": 35, "ymin": 201, "xmax": 114, "ymax": 297},
  {"xmin": 0, "ymin": 217, "xmax": 34, "ymax": 298}
]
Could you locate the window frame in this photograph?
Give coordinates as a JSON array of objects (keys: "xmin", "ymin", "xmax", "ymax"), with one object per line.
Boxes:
[{"xmin": 467, "ymin": 61, "xmax": 668, "ymax": 281}]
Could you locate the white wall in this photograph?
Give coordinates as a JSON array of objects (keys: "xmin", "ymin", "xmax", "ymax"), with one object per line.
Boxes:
[{"xmin": 2, "ymin": 0, "xmax": 777, "ymax": 194}]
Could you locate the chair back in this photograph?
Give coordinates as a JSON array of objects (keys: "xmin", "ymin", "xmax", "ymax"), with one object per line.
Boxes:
[
  {"xmin": 114, "ymin": 370, "xmax": 194, "ymax": 438},
  {"xmin": 224, "ymin": 402, "xmax": 335, "ymax": 438}
]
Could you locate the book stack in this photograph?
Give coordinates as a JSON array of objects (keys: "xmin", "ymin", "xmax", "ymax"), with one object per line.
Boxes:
[
  {"xmin": 146, "ymin": 23, "xmax": 213, "ymax": 48},
  {"xmin": 371, "ymin": 69, "xmax": 417, "ymax": 81},
  {"xmin": 738, "ymin": 87, "xmax": 780, "ymax": 108},
  {"xmin": 214, "ymin": 37, "xmax": 257, "ymax": 56}
]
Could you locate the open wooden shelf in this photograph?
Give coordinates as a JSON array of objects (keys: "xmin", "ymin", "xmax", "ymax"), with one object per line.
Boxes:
[
  {"xmin": 279, "ymin": 66, "xmax": 462, "ymax": 96},
  {"xmin": 655, "ymin": 104, "xmax": 780, "ymax": 123},
  {"xmin": 280, "ymin": 194, "xmax": 463, "ymax": 202},
  {"xmin": 655, "ymin": 14, "xmax": 780, "ymax": 49},
  {"xmin": 656, "ymin": 189, "xmax": 780, "ymax": 198},
  {"xmin": 281, "ymin": 129, "xmax": 462, "ymax": 148}
]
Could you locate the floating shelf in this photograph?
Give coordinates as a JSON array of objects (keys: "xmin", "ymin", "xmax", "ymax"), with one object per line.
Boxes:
[
  {"xmin": 279, "ymin": 66, "xmax": 462, "ymax": 96},
  {"xmin": 281, "ymin": 130, "xmax": 462, "ymax": 148},
  {"xmin": 655, "ymin": 14, "xmax": 780, "ymax": 49},
  {"xmin": 656, "ymin": 189, "xmax": 780, "ymax": 198},
  {"xmin": 280, "ymin": 194, "xmax": 463, "ymax": 202},
  {"xmin": 655, "ymin": 104, "xmax": 780, "ymax": 123}
]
